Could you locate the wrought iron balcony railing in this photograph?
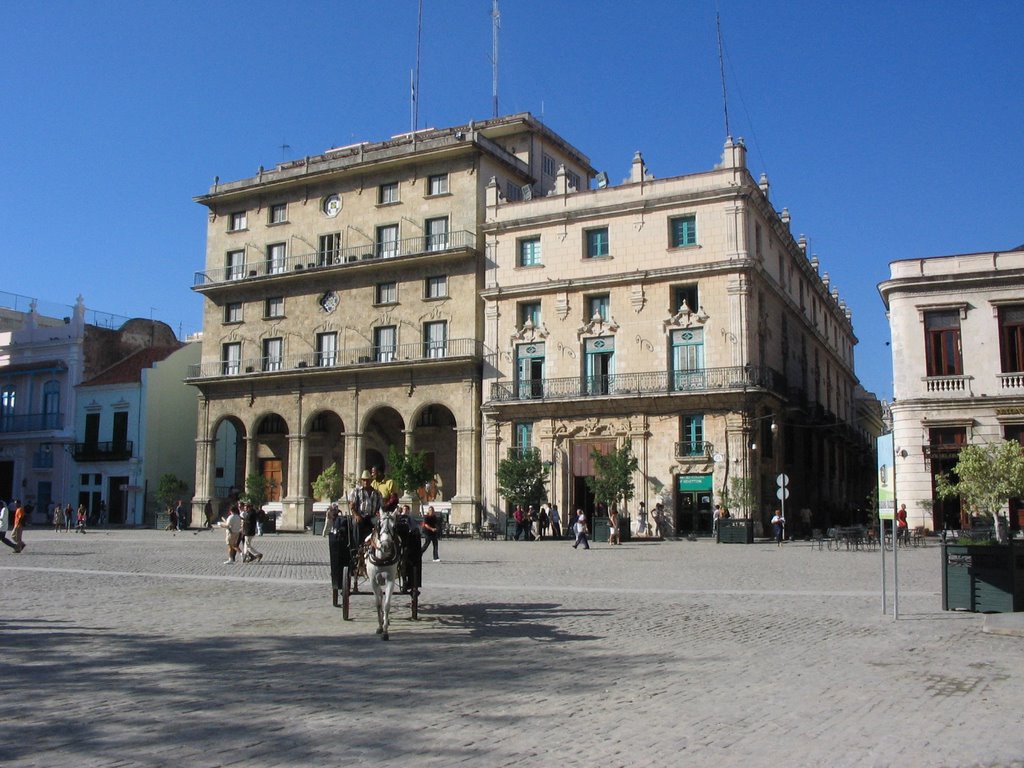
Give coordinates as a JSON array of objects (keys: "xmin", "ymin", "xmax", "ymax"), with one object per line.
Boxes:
[
  {"xmin": 193, "ymin": 230, "xmax": 476, "ymax": 287},
  {"xmin": 488, "ymin": 365, "xmax": 780, "ymax": 403},
  {"xmin": 188, "ymin": 337, "xmax": 485, "ymax": 380},
  {"xmin": 674, "ymin": 441, "xmax": 714, "ymax": 459},
  {"xmin": 0, "ymin": 412, "xmax": 63, "ymax": 433},
  {"xmin": 73, "ymin": 441, "xmax": 134, "ymax": 462}
]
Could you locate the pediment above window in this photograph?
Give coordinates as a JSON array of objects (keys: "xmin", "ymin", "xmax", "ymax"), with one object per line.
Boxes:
[
  {"xmin": 577, "ymin": 312, "xmax": 619, "ymax": 339},
  {"xmin": 511, "ymin": 317, "xmax": 549, "ymax": 344},
  {"xmin": 663, "ymin": 299, "xmax": 709, "ymax": 333}
]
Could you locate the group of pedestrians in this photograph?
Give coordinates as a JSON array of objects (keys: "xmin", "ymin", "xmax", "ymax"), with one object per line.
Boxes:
[
  {"xmin": 53, "ymin": 503, "xmax": 89, "ymax": 533},
  {"xmin": 216, "ymin": 501, "xmax": 265, "ymax": 564},
  {"xmin": 511, "ymin": 503, "xmax": 561, "ymax": 541},
  {"xmin": 0, "ymin": 499, "xmax": 27, "ymax": 553}
]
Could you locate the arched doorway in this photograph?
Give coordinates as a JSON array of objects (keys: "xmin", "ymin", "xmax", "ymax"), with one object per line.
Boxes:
[
  {"xmin": 410, "ymin": 404, "xmax": 458, "ymax": 500},
  {"xmin": 212, "ymin": 416, "xmax": 246, "ymax": 513},
  {"xmin": 306, "ymin": 410, "xmax": 345, "ymax": 498},
  {"xmin": 362, "ymin": 406, "xmax": 406, "ymax": 474},
  {"xmin": 254, "ymin": 412, "xmax": 289, "ymax": 501}
]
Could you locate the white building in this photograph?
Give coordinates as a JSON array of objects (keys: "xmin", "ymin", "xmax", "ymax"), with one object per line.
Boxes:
[{"xmin": 879, "ymin": 246, "xmax": 1024, "ymax": 532}]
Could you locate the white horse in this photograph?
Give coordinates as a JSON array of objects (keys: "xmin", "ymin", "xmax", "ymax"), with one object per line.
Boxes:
[{"xmin": 365, "ymin": 510, "xmax": 400, "ymax": 640}]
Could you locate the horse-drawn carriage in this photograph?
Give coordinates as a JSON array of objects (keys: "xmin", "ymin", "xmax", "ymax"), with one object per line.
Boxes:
[{"xmin": 327, "ymin": 510, "xmax": 422, "ymax": 637}]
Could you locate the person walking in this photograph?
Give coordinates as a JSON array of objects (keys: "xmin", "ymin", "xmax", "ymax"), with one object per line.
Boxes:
[
  {"xmin": 75, "ymin": 505, "xmax": 88, "ymax": 533},
  {"xmin": 512, "ymin": 505, "xmax": 526, "ymax": 541},
  {"xmin": 550, "ymin": 504, "xmax": 562, "ymax": 539},
  {"xmin": 11, "ymin": 500, "xmax": 27, "ymax": 552},
  {"xmin": 421, "ymin": 505, "xmax": 441, "ymax": 562},
  {"xmin": 217, "ymin": 505, "xmax": 242, "ymax": 563},
  {"xmin": 572, "ymin": 509, "xmax": 590, "ymax": 550},
  {"xmin": 240, "ymin": 503, "xmax": 263, "ymax": 562},
  {"xmin": 53, "ymin": 503, "xmax": 65, "ymax": 533},
  {"xmin": 175, "ymin": 500, "xmax": 187, "ymax": 531},
  {"xmin": 607, "ymin": 504, "xmax": 620, "ymax": 545},
  {"xmin": 65, "ymin": 503, "xmax": 75, "ymax": 532},
  {"xmin": 771, "ymin": 509, "xmax": 785, "ymax": 546},
  {"xmin": 0, "ymin": 500, "xmax": 20, "ymax": 552}
]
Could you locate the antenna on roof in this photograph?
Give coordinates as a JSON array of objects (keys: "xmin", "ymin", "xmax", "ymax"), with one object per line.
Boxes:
[
  {"xmin": 716, "ymin": 11, "xmax": 731, "ymax": 138},
  {"xmin": 279, "ymin": 141, "xmax": 291, "ymax": 161},
  {"xmin": 491, "ymin": 0, "xmax": 500, "ymax": 118},
  {"xmin": 411, "ymin": 0, "xmax": 423, "ymax": 132}
]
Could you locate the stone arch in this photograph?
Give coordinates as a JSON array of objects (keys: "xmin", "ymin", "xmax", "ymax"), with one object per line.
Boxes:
[
  {"xmin": 253, "ymin": 411, "xmax": 290, "ymax": 501},
  {"xmin": 361, "ymin": 406, "xmax": 406, "ymax": 473},
  {"xmin": 305, "ymin": 409, "xmax": 346, "ymax": 495},
  {"xmin": 409, "ymin": 403, "xmax": 458, "ymax": 502},
  {"xmin": 211, "ymin": 415, "xmax": 247, "ymax": 507}
]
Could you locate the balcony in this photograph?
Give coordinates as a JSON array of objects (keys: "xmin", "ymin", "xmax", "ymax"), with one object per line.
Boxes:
[
  {"xmin": 674, "ymin": 441, "xmax": 714, "ymax": 460},
  {"xmin": 488, "ymin": 365, "xmax": 781, "ymax": 403},
  {"xmin": 73, "ymin": 441, "xmax": 134, "ymax": 462},
  {"xmin": 188, "ymin": 338, "xmax": 486, "ymax": 380},
  {"xmin": 922, "ymin": 375, "xmax": 972, "ymax": 395},
  {"xmin": 193, "ymin": 230, "xmax": 476, "ymax": 288},
  {"xmin": 0, "ymin": 412, "xmax": 63, "ymax": 433},
  {"xmin": 998, "ymin": 373, "xmax": 1024, "ymax": 391}
]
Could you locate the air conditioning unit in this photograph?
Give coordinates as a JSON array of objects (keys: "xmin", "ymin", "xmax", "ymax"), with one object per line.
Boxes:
[
  {"xmin": 297, "ymin": 361, "xmax": 308, "ymax": 368},
  {"xmin": 245, "ymin": 366, "xmax": 255, "ymax": 373},
  {"xmin": 357, "ymin": 356, "xmax": 371, "ymax": 363},
  {"xmin": 521, "ymin": 184, "xmax": 533, "ymax": 201},
  {"xmin": 346, "ymin": 255, "xmax": 359, "ymax": 263}
]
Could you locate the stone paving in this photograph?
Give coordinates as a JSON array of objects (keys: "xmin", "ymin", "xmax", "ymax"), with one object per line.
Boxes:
[{"xmin": 2, "ymin": 528, "xmax": 1022, "ymax": 768}]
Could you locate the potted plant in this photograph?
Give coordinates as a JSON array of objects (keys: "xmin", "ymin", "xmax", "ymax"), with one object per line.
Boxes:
[{"xmin": 311, "ymin": 463, "xmax": 344, "ymax": 502}]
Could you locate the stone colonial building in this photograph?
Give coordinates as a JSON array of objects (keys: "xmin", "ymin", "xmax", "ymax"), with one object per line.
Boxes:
[
  {"xmin": 879, "ymin": 247, "xmax": 1024, "ymax": 533},
  {"xmin": 187, "ymin": 114, "xmax": 593, "ymax": 531},
  {"xmin": 481, "ymin": 139, "xmax": 880, "ymax": 536}
]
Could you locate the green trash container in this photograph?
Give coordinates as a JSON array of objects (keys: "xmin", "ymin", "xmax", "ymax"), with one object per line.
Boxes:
[
  {"xmin": 618, "ymin": 514, "xmax": 631, "ymax": 543},
  {"xmin": 312, "ymin": 511, "xmax": 327, "ymax": 536},
  {"xmin": 718, "ymin": 518, "xmax": 754, "ymax": 544}
]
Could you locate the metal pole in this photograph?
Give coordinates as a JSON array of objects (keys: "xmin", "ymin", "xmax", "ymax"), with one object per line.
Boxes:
[{"xmin": 880, "ymin": 512, "xmax": 887, "ymax": 614}]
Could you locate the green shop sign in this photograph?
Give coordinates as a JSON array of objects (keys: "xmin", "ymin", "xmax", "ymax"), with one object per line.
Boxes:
[{"xmin": 677, "ymin": 474, "xmax": 713, "ymax": 492}]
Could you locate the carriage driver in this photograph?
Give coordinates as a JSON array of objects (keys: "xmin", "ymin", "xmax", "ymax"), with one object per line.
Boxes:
[{"xmin": 350, "ymin": 469, "xmax": 383, "ymax": 543}]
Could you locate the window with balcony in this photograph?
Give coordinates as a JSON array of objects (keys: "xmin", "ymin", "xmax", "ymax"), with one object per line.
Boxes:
[
  {"xmin": 85, "ymin": 412, "xmax": 100, "ymax": 446},
  {"xmin": 924, "ymin": 310, "xmax": 962, "ymax": 376},
  {"xmin": 424, "ymin": 321, "xmax": 448, "ymax": 358},
  {"xmin": 374, "ymin": 326, "xmax": 396, "ymax": 362},
  {"xmin": 519, "ymin": 302, "xmax": 541, "ymax": 328},
  {"xmin": 377, "ymin": 224, "xmax": 399, "ymax": 259},
  {"xmin": 269, "ymin": 203, "xmax": 287, "ymax": 224},
  {"xmin": 679, "ymin": 415, "xmax": 705, "ymax": 456},
  {"xmin": 427, "ymin": 174, "xmax": 449, "ymax": 196},
  {"xmin": 378, "ymin": 181, "xmax": 399, "ymax": 205},
  {"xmin": 224, "ymin": 302, "xmax": 242, "ymax": 323},
  {"xmin": 229, "ymin": 211, "xmax": 247, "ymax": 231},
  {"xmin": 318, "ymin": 232, "xmax": 340, "ymax": 266},
  {"xmin": 1, "ymin": 386, "xmax": 15, "ymax": 430},
  {"xmin": 424, "ymin": 275, "xmax": 448, "ymax": 299},
  {"xmin": 518, "ymin": 236, "xmax": 541, "ymax": 267},
  {"xmin": 375, "ymin": 281, "xmax": 397, "ymax": 305},
  {"xmin": 425, "ymin": 216, "xmax": 449, "ymax": 251},
  {"xmin": 505, "ymin": 182, "xmax": 523, "ymax": 202},
  {"xmin": 586, "ymin": 228, "xmax": 609, "ymax": 258},
  {"xmin": 226, "ymin": 250, "xmax": 245, "ymax": 281},
  {"xmin": 262, "ymin": 337, "xmax": 283, "ymax": 372},
  {"xmin": 673, "ymin": 284, "xmax": 699, "ymax": 313},
  {"xmin": 584, "ymin": 336, "xmax": 614, "ymax": 395},
  {"xmin": 670, "ymin": 214, "xmax": 697, "ymax": 248},
  {"xmin": 113, "ymin": 410, "xmax": 129, "ymax": 455},
  {"xmin": 222, "ymin": 343, "xmax": 241, "ymax": 375},
  {"xmin": 587, "ymin": 294, "xmax": 610, "ymax": 321},
  {"xmin": 999, "ymin": 305, "xmax": 1024, "ymax": 372},
  {"xmin": 42, "ymin": 380, "xmax": 60, "ymax": 419},
  {"xmin": 316, "ymin": 332, "xmax": 337, "ymax": 367},
  {"xmin": 267, "ymin": 242, "xmax": 287, "ymax": 274},
  {"xmin": 671, "ymin": 328, "xmax": 705, "ymax": 390},
  {"xmin": 265, "ymin": 297, "xmax": 284, "ymax": 319},
  {"xmin": 516, "ymin": 343, "xmax": 545, "ymax": 399}
]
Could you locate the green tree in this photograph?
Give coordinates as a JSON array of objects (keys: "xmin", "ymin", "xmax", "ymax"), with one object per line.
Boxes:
[
  {"xmin": 387, "ymin": 445, "xmax": 434, "ymax": 497},
  {"xmin": 720, "ymin": 476, "xmax": 755, "ymax": 518},
  {"xmin": 586, "ymin": 439, "xmax": 638, "ymax": 514},
  {"xmin": 154, "ymin": 473, "xmax": 188, "ymax": 512},
  {"xmin": 311, "ymin": 463, "xmax": 344, "ymax": 501},
  {"xmin": 240, "ymin": 473, "xmax": 275, "ymax": 510},
  {"xmin": 935, "ymin": 440, "xmax": 1024, "ymax": 543},
  {"xmin": 496, "ymin": 448, "xmax": 548, "ymax": 510}
]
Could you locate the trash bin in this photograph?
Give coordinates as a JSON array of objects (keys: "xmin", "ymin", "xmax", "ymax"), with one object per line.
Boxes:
[
  {"xmin": 312, "ymin": 511, "xmax": 327, "ymax": 536},
  {"xmin": 618, "ymin": 514, "xmax": 632, "ymax": 543},
  {"xmin": 718, "ymin": 518, "xmax": 754, "ymax": 544}
]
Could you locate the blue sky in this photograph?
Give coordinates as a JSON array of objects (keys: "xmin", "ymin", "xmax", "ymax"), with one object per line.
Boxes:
[{"xmin": 3, "ymin": 1, "xmax": 1022, "ymax": 401}]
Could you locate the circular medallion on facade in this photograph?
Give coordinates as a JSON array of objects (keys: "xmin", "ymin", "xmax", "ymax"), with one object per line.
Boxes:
[
  {"xmin": 319, "ymin": 291, "xmax": 339, "ymax": 313},
  {"xmin": 322, "ymin": 194, "xmax": 342, "ymax": 217}
]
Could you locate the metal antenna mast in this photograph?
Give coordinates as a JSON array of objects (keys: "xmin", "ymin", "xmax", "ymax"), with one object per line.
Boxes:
[
  {"xmin": 412, "ymin": 0, "xmax": 423, "ymax": 132},
  {"xmin": 491, "ymin": 0, "xmax": 500, "ymax": 118},
  {"xmin": 716, "ymin": 12, "xmax": 731, "ymax": 138}
]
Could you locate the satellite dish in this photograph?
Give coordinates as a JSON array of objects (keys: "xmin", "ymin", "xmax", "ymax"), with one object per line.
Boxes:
[
  {"xmin": 521, "ymin": 184, "xmax": 533, "ymax": 201},
  {"xmin": 596, "ymin": 171, "xmax": 609, "ymax": 188}
]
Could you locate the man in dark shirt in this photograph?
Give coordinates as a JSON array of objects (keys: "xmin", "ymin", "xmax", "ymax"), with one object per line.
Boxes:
[
  {"xmin": 350, "ymin": 470, "xmax": 382, "ymax": 544},
  {"xmin": 420, "ymin": 505, "xmax": 441, "ymax": 562}
]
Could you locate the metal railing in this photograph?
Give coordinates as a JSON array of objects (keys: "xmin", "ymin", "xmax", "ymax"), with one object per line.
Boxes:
[
  {"xmin": 73, "ymin": 441, "xmax": 134, "ymax": 461},
  {"xmin": 488, "ymin": 366, "xmax": 780, "ymax": 402},
  {"xmin": 193, "ymin": 230, "xmax": 476, "ymax": 287},
  {"xmin": 674, "ymin": 441, "xmax": 714, "ymax": 459},
  {"xmin": 0, "ymin": 412, "xmax": 63, "ymax": 433},
  {"xmin": 188, "ymin": 337, "xmax": 485, "ymax": 380}
]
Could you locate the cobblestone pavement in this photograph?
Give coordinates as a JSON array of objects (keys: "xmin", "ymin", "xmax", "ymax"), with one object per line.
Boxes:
[{"xmin": 2, "ymin": 529, "xmax": 1022, "ymax": 768}]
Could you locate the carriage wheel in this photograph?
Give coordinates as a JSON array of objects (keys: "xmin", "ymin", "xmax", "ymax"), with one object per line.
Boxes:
[
  {"xmin": 341, "ymin": 566, "xmax": 351, "ymax": 620},
  {"xmin": 411, "ymin": 564, "xmax": 420, "ymax": 620}
]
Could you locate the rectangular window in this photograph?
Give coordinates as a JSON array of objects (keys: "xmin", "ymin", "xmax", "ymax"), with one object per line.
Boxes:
[
  {"xmin": 588, "ymin": 294, "xmax": 610, "ymax": 321},
  {"xmin": 924, "ymin": 310, "xmax": 963, "ymax": 376},
  {"xmin": 318, "ymin": 233, "xmax": 341, "ymax": 266},
  {"xmin": 376, "ymin": 224, "xmax": 399, "ymax": 259},
  {"xmin": 375, "ymin": 281, "xmax": 397, "ymax": 305},
  {"xmin": 680, "ymin": 415, "xmax": 705, "ymax": 456},
  {"xmin": 586, "ymin": 228, "xmax": 609, "ymax": 258},
  {"xmin": 425, "ymin": 275, "xmax": 448, "ymax": 299},
  {"xmin": 542, "ymin": 154, "xmax": 556, "ymax": 176},
  {"xmin": 222, "ymin": 342, "xmax": 241, "ymax": 376},
  {"xmin": 671, "ymin": 328, "xmax": 705, "ymax": 390},
  {"xmin": 425, "ymin": 216, "xmax": 449, "ymax": 251},
  {"xmin": 264, "ymin": 297, "xmax": 284, "ymax": 319},
  {"xmin": 518, "ymin": 237, "xmax": 541, "ymax": 267},
  {"xmin": 514, "ymin": 422, "xmax": 534, "ymax": 450},
  {"xmin": 1000, "ymin": 305, "xmax": 1024, "ymax": 373},
  {"xmin": 673, "ymin": 284, "xmax": 699, "ymax": 313},
  {"xmin": 505, "ymin": 182, "xmax": 523, "ymax": 202},
  {"xmin": 269, "ymin": 203, "xmax": 287, "ymax": 224},
  {"xmin": 519, "ymin": 302, "xmax": 541, "ymax": 328},
  {"xmin": 224, "ymin": 302, "xmax": 242, "ymax": 323},
  {"xmin": 1, "ymin": 386, "xmax": 15, "ymax": 421},
  {"xmin": 378, "ymin": 181, "xmax": 399, "ymax": 205},
  {"xmin": 427, "ymin": 174, "xmax": 449, "ymax": 196},
  {"xmin": 316, "ymin": 332, "xmax": 337, "ymax": 367},
  {"xmin": 229, "ymin": 211, "xmax": 247, "ymax": 231},
  {"xmin": 424, "ymin": 321, "xmax": 448, "ymax": 358},
  {"xmin": 262, "ymin": 337, "xmax": 283, "ymax": 372},
  {"xmin": 670, "ymin": 215, "xmax": 697, "ymax": 248},
  {"xmin": 374, "ymin": 326, "xmax": 396, "ymax": 362},
  {"xmin": 566, "ymin": 170, "xmax": 581, "ymax": 191},
  {"xmin": 516, "ymin": 342, "xmax": 545, "ymax": 399},
  {"xmin": 267, "ymin": 242, "xmax": 287, "ymax": 274},
  {"xmin": 584, "ymin": 336, "xmax": 615, "ymax": 395},
  {"xmin": 226, "ymin": 250, "xmax": 245, "ymax": 281}
]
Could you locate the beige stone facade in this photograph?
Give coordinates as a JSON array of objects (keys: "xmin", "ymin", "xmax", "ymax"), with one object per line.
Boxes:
[
  {"xmin": 879, "ymin": 248, "xmax": 1024, "ymax": 532},
  {"xmin": 481, "ymin": 140, "xmax": 879, "ymax": 536},
  {"xmin": 187, "ymin": 115, "xmax": 593, "ymax": 531}
]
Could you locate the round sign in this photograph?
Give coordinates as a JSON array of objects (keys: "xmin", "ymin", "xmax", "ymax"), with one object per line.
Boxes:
[
  {"xmin": 776, "ymin": 473, "xmax": 789, "ymax": 487},
  {"xmin": 776, "ymin": 487, "xmax": 790, "ymax": 500}
]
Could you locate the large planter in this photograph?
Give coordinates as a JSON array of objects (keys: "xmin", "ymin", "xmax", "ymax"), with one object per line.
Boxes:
[
  {"xmin": 718, "ymin": 518, "xmax": 754, "ymax": 544},
  {"xmin": 942, "ymin": 540, "xmax": 1024, "ymax": 613}
]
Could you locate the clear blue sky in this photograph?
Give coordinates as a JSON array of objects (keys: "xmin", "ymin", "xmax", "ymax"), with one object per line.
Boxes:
[{"xmin": 3, "ymin": 1, "xmax": 1022, "ymax": 401}]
